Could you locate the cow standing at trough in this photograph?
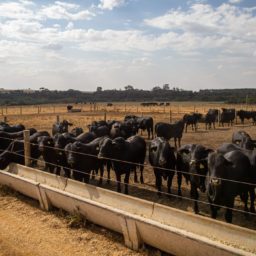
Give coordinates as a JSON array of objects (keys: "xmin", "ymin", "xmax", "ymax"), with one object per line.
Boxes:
[
  {"xmin": 98, "ymin": 136, "xmax": 146, "ymax": 194},
  {"xmin": 54, "ymin": 132, "xmax": 96, "ymax": 178},
  {"xmin": 38, "ymin": 136, "xmax": 57, "ymax": 174},
  {"xmin": 0, "ymin": 123, "xmax": 25, "ymax": 133},
  {"xmin": 0, "ymin": 131, "xmax": 49, "ymax": 170},
  {"xmin": 217, "ymin": 143, "xmax": 256, "ymax": 213},
  {"xmin": 207, "ymin": 151, "xmax": 252, "ymax": 223},
  {"xmin": 0, "ymin": 128, "xmax": 37, "ymax": 151},
  {"xmin": 155, "ymin": 120, "xmax": 184, "ymax": 148},
  {"xmin": 232, "ymin": 131, "xmax": 256, "ymax": 150},
  {"xmin": 65, "ymin": 137, "xmax": 110, "ymax": 184},
  {"xmin": 176, "ymin": 144, "xmax": 213, "ymax": 213},
  {"xmin": 149, "ymin": 137, "xmax": 178, "ymax": 195}
]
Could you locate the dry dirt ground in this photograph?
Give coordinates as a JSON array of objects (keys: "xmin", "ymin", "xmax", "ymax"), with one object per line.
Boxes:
[
  {"xmin": 0, "ymin": 186, "xmax": 162, "ymax": 256},
  {"xmin": 1, "ymin": 102, "xmax": 256, "ymax": 255}
]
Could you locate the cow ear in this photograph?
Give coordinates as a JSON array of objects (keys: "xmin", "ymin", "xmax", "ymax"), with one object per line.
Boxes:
[
  {"xmin": 205, "ymin": 148, "xmax": 214, "ymax": 155},
  {"xmin": 179, "ymin": 148, "xmax": 190, "ymax": 155}
]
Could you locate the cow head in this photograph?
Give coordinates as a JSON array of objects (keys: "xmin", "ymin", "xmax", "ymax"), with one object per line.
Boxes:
[{"xmin": 207, "ymin": 152, "xmax": 231, "ymax": 203}]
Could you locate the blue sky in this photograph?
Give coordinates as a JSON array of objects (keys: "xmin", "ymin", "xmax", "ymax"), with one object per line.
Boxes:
[{"xmin": 0, "ymin": 0, "xmax": 255, "ymax": 91}]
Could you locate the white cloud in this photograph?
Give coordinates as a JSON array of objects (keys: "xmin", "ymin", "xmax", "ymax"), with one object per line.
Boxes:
[
  {"xmin": 229, "ymin": 0, "xmax": 243, "ymax": 4},
  {"xmin": 39, "ymin": 2, "xmax": 95, "ymax": 21},
  {"xmin": 98, "ymin": 0, "xmax": 125, "ymax": 10}
]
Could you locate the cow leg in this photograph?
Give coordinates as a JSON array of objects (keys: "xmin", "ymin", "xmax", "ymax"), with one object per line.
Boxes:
[
  {"xmin": 56, "ymin": 166, "xmax": 61, "ymax": 176},
  {"xmin": 167, "ymin": 171, "xmax": 175, "ymax": 195},
  {"xmin": 178, "ymin": 138, "xmax": 181, "ymax": 148},
  {"xmin": 210, "ymin": 203, "xmax": 218, "ymax": 219},
  {"xmin": 155, "ymin": 172, "xmax": 162, "ymax": 196},
  {"xmin": 134, "ymin": 169, "xmax": 138, "ymax": 183},
  {"xmin": 63, "ymin": 166, "xmax": 70, "ymax": 178},
  {"xmin": 98, "ymin": 165, "xmax": 104, "ymax": 185},
  {"xmin": 225, "ymin": 200, "xmax": 234, "ymax": 223},
  {"xmin": 191, "ymin": 184, "xmax": 199, "ymax": 214},
  {"xmin": 249, "ymin": 187, "xmax": 255, "ymax": 213},
  {"xmin": 84, "ymin": 172, "xmax": 90, "ymax": 184},
  {"xmin": 177, "ymin": 171, "xmax": 182, "ymax": 196},
  {"xmin": 147, "ymin": 127, "xmax": 150, "ymax": 139},
  {"xmin": 107, "ymin": 161, "xmax": 111, "ymax": 184},
  {"xmin": 124, "ymin": 172, "xmax": 130, "ymax": 195},
  {"xmin": 116, "ymin": 172, "xmax": 121, "ymax": 193},
  {"xmin": 140, "ymin": 164, "xmax": 144, "ymax": 184},
  {"xmin": 174, "ymin": 138, "xmax": 177, "ymax": 149}
]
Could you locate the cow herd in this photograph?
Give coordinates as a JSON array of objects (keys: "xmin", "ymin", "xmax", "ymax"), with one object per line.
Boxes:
[{"xmin": 0, "ymin": 110, "xmax": 255, "ymax": 224}]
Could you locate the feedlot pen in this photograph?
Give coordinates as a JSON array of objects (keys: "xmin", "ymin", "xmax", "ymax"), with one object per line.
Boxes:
[{"xmin": 1, "ymin": 102, "xmax": 256, "ymax": 232}]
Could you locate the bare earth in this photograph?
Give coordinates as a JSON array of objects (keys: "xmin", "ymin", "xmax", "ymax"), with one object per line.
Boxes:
[{"xmin": 0, "ymin": 187, "xmax": 157, "ymax": 256}]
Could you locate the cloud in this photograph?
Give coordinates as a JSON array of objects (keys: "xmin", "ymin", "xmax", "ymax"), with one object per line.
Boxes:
[
  {"xmin": 98, "ymin": 0, "xmax": 126, "ymax": 10},
  {"xmin": 39, "ymin": 2, "xmax": 95, "ymax": 21},
  {"xmin": 229, "ymin": 0, "xmax": 243, "ymax": 4}
]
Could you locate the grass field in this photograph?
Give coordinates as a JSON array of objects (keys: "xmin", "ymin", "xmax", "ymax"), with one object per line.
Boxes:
[{"xmin": 1, "ymin": 102, "xmax": 256, "ymax": 230}]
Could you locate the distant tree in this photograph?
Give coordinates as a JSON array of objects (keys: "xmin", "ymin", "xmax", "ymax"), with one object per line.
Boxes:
[
  {"xmin": 163, "ymin": 84, "xmax": 170, "ymax": 90},
  {"xmin": 124, "ymin": 85, "xmax": 134, "ymax": 91},
  {"xmin": 152, "ymin": 86, "xmax": 161, "ymax": 91},
  {"xmin": 96, "ymin": 86, "xmax": 103, "ymax": 92}
]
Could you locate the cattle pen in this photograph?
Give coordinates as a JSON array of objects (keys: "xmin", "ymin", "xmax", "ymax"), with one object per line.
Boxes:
[{"xmin": 1, "ymin": 102, "xmax": 256, "ymax": 255}]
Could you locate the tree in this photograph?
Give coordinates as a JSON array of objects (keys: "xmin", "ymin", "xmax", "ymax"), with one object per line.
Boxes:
[
  {"xmin": 163, "ymin": 84, "xmax": 170, "ymax": 90},
  {"xmin": 152, "ymin": 86, "xmax": 161, "ymax": 91},
  {"xmin": 124, "ymin": 85, "xmax": 134, "ymax": 91},
  {"xmin": 96, "ymin": 86, "xmax": 103, "ymax": 92}
]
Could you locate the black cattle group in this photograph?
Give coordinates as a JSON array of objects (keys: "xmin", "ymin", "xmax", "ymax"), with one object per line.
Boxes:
[{"xmin": 0, "ymin": 111, "xmax": 255, "ymax": 224}]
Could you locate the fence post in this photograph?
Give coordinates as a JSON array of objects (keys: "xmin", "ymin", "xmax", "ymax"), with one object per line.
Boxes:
[
  {"xmin": 5, "ymin": 105, "xmax": 7, "ymax": 114},
  {"xmin": 4, "ymin": 116, "xmax": 7, "ymax": 123},
  {"xmin": 24, "ymin": 130, "xmax": 31, "ymax": 167},
  {"xmin": 218, "ymin": 110, "xmax": 221, "ymax": 126},
  {"xmin": 104, "ymin": 110, "xmax": 107, "ymax": 121},
  {"xmin": 56, "ymin": 115, "xmax": 60, "ymax": 123},
  {"xmin": 169, "ymin": 110, "xmax": 172, "ymax": 123}
]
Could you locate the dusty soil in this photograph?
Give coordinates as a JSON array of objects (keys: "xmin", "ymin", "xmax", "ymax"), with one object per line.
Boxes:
[{"xmin": 0, "ymin": 186, "xmax": 162, "ymax": 256}]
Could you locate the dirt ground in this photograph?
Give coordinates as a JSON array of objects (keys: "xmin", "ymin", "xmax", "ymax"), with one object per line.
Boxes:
[
  {"xmin": 0, "ymin": 186, "xmax": 164, "ymax": 256},
  {"xmin": 1, "ymin": 103, "xmax": 256, "ymax": 255}
]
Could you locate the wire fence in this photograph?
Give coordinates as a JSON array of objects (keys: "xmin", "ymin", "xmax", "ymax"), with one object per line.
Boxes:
[
  {"xmin": 0, "ymin": 135, "xmax": 256, "ymax": 220},
  {"xmin": 2, "ymin": 148, "xmax": 256, "ymax": 218}
]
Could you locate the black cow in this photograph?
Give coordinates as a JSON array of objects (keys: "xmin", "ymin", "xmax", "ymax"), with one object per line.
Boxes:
[
  {"xmin": 176, "ymin": 144, "xmax": 213, "ymax": 213},
  {"xmin": 155, "ymin": 120, "xmax": 185, "ymax": 148},
  {"xmin": 65, "ymin": 137, "xmax": 108, "ymax": 184},
  {"xmin": 183, "ymin": 113, "xmax": 202, "ymax": 132},
  {"xmin": 207, "ymin": 151, "xmax": 252, "ymax": 223},
  {"xmin": 205, "ymin": 109, "xmax": 219, "ymax": 130},
  {"xmin": 0, "ymin": 128, "xmax": 37, "ymax": 151},
  {"xmin": 149, "ymin": 137, "xmax": 178, "ymax": 195},
  {"xmin": 110, "ymin": 121, "xmax": 136, "ymax": 139},
  {"xmin": 0, "ymin": 124, "xmax": 25, "ymax": 133},
  {"xmin": 135, "ymin": 117, "xmax": 154, "ymax": 139},
  {"xmin": 236, "ymin": 110, "xmax": 253, "ymax": 124},
  {"xmin": 232, "ymin": 131, "xmax": 256, "ymax": 150},
  {"xmin": 88, "ymin": 121, "xmax": 110, "ymax": 137},
  {"xmin": 70, "ymin": 127, "xmax": 84, "ymax": 137},
  {"xmin": 220, "ymin": 108, "xmax": 235, "ymax": 126},
  {"xmin": 38, "ymin": 136, "xmax": 57, "ymax": 173},
  {"xmin": 98, "ymin": 136, "xmax": 146, "ymax": 194},
  {"xmin": 52, "ymin": 120, "xmax": 73, "ymax": 135},
  {"xmin": 217, "ymin": 143, "xmax": 256, "ymax": 213},
  {"xmin": 0, "ymin": 131, "xmax": 49, "ymax": 170}
]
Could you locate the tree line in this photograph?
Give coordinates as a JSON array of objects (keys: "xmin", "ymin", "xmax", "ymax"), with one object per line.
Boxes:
[{"xmin": 0, "ymin": 87, "xmax": 255, "ymax": 105}]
